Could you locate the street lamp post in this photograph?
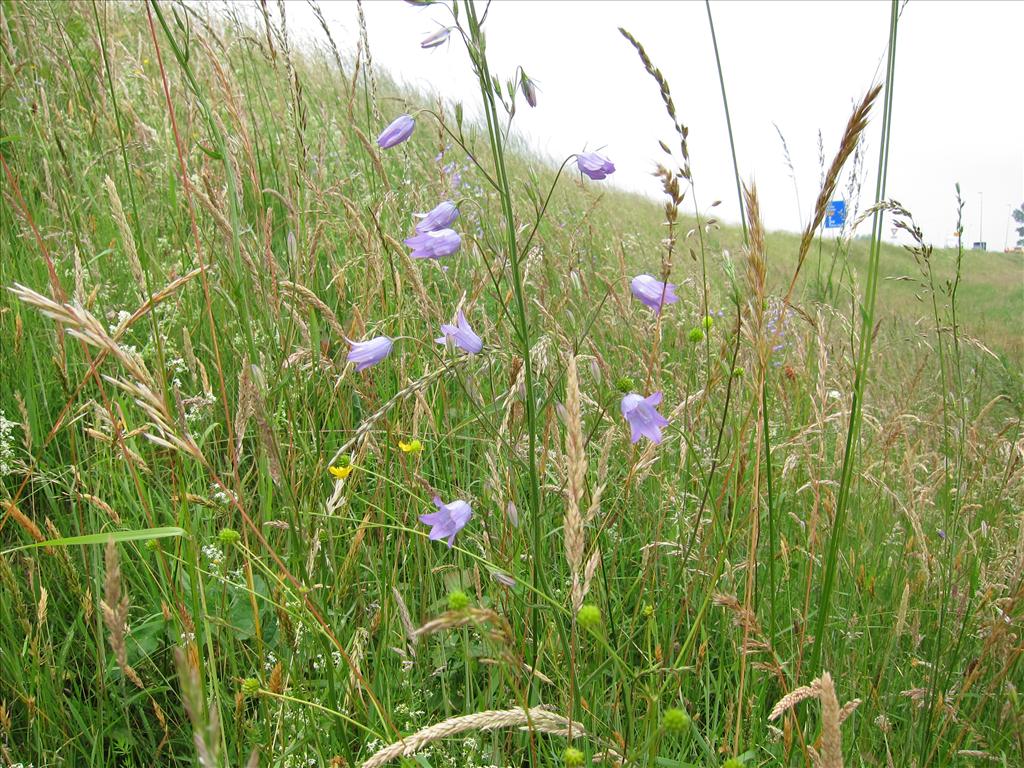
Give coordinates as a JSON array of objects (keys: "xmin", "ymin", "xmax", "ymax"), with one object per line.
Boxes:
[{"xmin": 978, "ymin": 191, "xmax": 984, "ymax": 245}]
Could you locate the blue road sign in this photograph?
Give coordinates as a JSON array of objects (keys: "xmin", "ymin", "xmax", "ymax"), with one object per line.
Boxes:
[{"xmin": 824, "ymin": 200, "xmax": 847, "ymax": 228}]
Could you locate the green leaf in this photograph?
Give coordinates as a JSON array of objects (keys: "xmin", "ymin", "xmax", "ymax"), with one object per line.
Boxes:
[
  {"xmin": 2, "ymin": 526, "xmax": 187, "ymax": 555},
  {"xmin": 197, "ymin": 141, "xmax": 223, "ymax": 160}
]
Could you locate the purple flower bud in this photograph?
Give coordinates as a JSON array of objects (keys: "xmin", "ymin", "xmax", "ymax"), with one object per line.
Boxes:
[
  {"xmin": 520, "ymin": 74, "xmax": 538, "ymax": 108},
  {"xmin": 621, "ymin": 391, "xmax": 669, "ymax": 444},
  {"xmin": 404, "ymin": 228, "xmax": 461, "ymax": 259},
  {"xmin": 576, "ymin": 151, "xmax": 615, "ymax": 180},
  {"xmin": 630, "ymin": 274, "xmax": 678, "ymax": 315},
  {"xmin": 420, "ymin": 27, "xmax": 451, "ymax": 49},
  {"xmin": 377, "ymin": 114, "xmax": 415, "ymax": 149},
  {"xmin": 491, "ymin": 570, "xmax": 516, "ymax": 588},
  {"xmin": 414, "ymin": 201, "xmax": 460, "ymax": 233},
  {"xmin": 436, "ymin": 309, "xmax": 482, "ymax": 354},
  {"xmin": 419, "ymin": 496, "xmax": 472, "ymax": 547},
  {"xmin": 506, "ymin": 501, "xmax": 519, "ymax": 527},
  {"xmin": 346, "ymin": 336, "xmax": 393, "ymax": 371}
]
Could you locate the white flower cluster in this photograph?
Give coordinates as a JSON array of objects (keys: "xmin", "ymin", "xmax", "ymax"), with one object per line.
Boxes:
[
  {"xmin": 185, "ymin": 391, "xmax": 217, "ymax": 423},
  {"xmin": 0, "ymin": 411, "xmax": 19, "ymax": 476},
  {"xmin": 201, "ymin": 543, "xmax": 224, "ymax": 573},
  {"xmin": 108, "ymin": 309, "xmax": 132, "ymax": 334},
  {"xmin": 167, "ymin": 356, "xmax": 188, "ymax": 389},
  {"xmin": 210, "ymin": 483, "xmax": 236, "ymax": 506}
]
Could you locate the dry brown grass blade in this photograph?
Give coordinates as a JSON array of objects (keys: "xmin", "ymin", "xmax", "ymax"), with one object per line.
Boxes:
[{"xmin": 564, "ymin": 354, "xmax": 586, "ymax": 610}]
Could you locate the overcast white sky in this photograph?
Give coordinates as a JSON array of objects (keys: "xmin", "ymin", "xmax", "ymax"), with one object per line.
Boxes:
[{"xmin": 272, "ymin": 0, "xmax": 1023, "ymax": 249}]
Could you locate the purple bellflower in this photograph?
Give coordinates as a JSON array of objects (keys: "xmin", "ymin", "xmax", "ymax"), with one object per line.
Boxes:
[
  {"xmin": 404, "ymin": 228, "xmax": 461, "ymax": 259},
  {"xmin": 347, "ymin": 336, "xmax": 393, "ymax": 372},
  {"xmin": 630, "ymin": 274, "xmax": 678, "ymax": 315},
  {"xmin": 576, "ymin": 151, "xmax": 615, "ymax": 180},
  {"xmin": 377, "ymin": 114, "xmax": 415, "ymax": 149},
  {"xmin": 419, "ymin": 496, "xmax": 472, "ymax": 547},
  {"xmin": 414, "ymin": 201, "xmax": 460, "ymax": 233},
  {"xmin": 436, "ymin": 309, "xmax": 483, "ymax": 354},
  {"xmin": 420, "ymin": 28, "xmax": 451, "ymax": 49},
  {"xmin": 621, "ymin": 391, "xmax": 669, "ymax": 444}
]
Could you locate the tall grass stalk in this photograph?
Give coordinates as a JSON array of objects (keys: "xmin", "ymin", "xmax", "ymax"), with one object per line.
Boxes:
[
  {"xmin": 809, "ymin": 0, "xmax": 900, "ymax": 674},
  {"xmin": 459, "ymin": 0, "xmax": 551, "ymax": 702}
]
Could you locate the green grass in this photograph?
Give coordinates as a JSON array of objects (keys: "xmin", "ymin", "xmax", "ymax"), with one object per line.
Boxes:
[{"xmin": 1, "ymin": 2, "xmax": 1021, "ymax": 767}]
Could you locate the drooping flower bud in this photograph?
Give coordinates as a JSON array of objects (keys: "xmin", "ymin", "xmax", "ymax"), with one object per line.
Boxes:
[
  {"xmin": 520, "ymin": 73, "xmax": 538, "ymax": 108},
  {"xmin": 420, "ymin": 27, "xmax": 451, "ymax": 49},
  {"xmin": 377, "ymin": 114, "xmax": 415, "ymax": 149}
]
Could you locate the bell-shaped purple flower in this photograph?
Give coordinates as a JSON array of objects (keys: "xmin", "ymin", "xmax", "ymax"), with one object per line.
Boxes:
[
  {"xmin": 404, "ymin": 228, "xmax": 461, "ymax": 259},
  {"xmin": 621, "ymin": 391, "xmax": 669, "ymax": 444},
  {"xmin": 377, "ymin": 114, "xmax": 415, "ymax": 149},
  {"xmin": 436, "ymin": 310, "xmax": 482, "ymax": 354},
  {"xmin": 420, "ymin": 27, "xmax": 451, "ymax": 49},
  {"xmin": 419, "ymin": 496, "xmax": 472, "ymax": 547},
  {"xmin": 630, "ymin": 274, "xmax": 678, "ymax": 315},
  {"xmin": 347, "ymin": 335, "xmax": 393, "ymax": 371},
  {"xmin": 576, "ymin": 152, "xmax": 615, "ymax": 180},
  {"xmin": 414, "ymin": 201, "xmax": 459, "ymax": 233}
]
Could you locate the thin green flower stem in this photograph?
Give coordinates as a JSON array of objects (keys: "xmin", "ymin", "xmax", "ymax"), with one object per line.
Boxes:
[
  {"xmin": 922, "ymin": 196, "xmax": 972, "ymax": 764},
  {"xmin": 462, "ymin": 2, "xmax": 550, "ymax": 708},
  {"xmin": 706, "ymin": 0, "xmax": 780, "ymax": 671},
  {"xmin": 258, "ymin": 689, "xmax": 381, "ymax": 736},
  {"xmin": 705, "ymin": 0, "xmax": 747, "ymax": 245},
  {"xmin": 680, "ymin": 305, "xmax": 744, "ymax": 567},
  {"xmin": 809, "ymin": 0, "xmax": 899, "ymax": 675}
]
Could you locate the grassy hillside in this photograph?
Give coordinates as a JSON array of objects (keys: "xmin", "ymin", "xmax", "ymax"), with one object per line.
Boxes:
[{"xmin": 1, "ymin": 2, "xmax": 1021, "ymax": 768}]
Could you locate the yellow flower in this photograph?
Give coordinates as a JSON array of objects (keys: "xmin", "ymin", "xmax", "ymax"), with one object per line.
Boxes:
[
  {"xmin": 398, "ymin": 438, "xmax": 423, "ymax": 454},
  {"xmin": 329, "ymin": 464, "xmax": 353, "ymax": 479}
]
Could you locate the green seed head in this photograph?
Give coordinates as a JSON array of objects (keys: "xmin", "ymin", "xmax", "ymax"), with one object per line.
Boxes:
[
  {"xmin": 732, "ymin": 366, "xmax": 744, "ymax": 378},
  {"xmin": 702, "ymin": 314, "xmax": 715, "ymax": 331},
  {"xmin": 241, "ymin": 677, "xmax": 260, "ymax": 697},
  {"xmin": 662, "ymin": 707, "xmax": 691, "ymax": 734},
  {"xmin": 338, "ymin": 454, "xmax": 352, "ymax": 468},
  {"xmin": 577, "ymin": 603, "xmax": 601, "ymax": 630},
  {"xmin": 144, "ymin": 539, "xmax": 159, "ymax": 552},
  {"xmin": 688, "ymin": 327, "xmax": 705, "ymax": 344},
  {"xmin": 615, "ymin": 376, "xmax": 636, "ymax": 394},
  {"xmin": 447, "ymin": 589, "xmax": 470, "ymax": 612},
  {"xmin": 563, "ymin": 746, "xmax": 585, "ymax": 767},
  {"xmin": 218, "ymin": 528, "xmax": 240, "ymax": 546},
  {"xmin": 723, "ymin": 759, "xmax": 743, "ymax": 768}
]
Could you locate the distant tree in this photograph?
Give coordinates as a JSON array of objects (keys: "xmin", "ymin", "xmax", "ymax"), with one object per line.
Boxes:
[{"xmin": 1015, "ymin": 202, "xmax": 1024, "ymax": 247}]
